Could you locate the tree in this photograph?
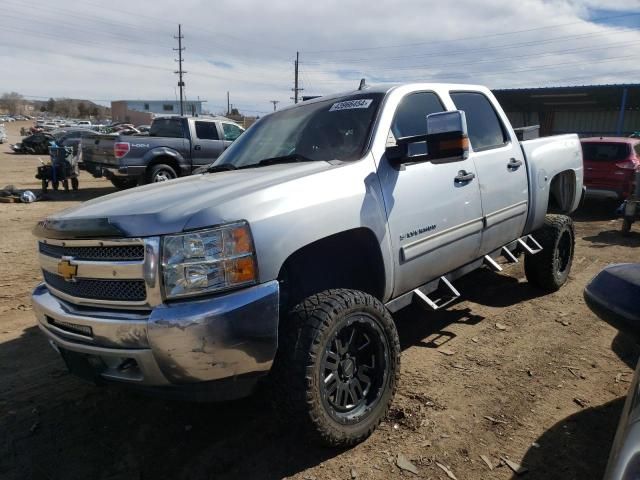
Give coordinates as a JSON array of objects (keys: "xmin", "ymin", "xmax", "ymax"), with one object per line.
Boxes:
[
  {"xmin": 0, "ymin": 92, "xmax": 24, "ymax": 115},
  {"xmin": 46, "ymin": 97, "xmax": 56, "ymax": 113},
  {"xmin": 40, "ymin": 105, "xmax": 46, "ymax": 112},
  {"xmin": 77, "ymin": 102, "xmax": 88, "ymax": 118},
  {"xmin": 90, "ymin": 106, "xmax": 99, "ymax": 118}
]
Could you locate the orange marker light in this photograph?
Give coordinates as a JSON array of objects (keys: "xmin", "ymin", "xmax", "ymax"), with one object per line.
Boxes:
[
  {"xmin": 231, "ymin": 226, "xmax": 253, "ymax": 254},
  {"xmin": 228, "ymin": 257, "xmax": 256, "ymax": 284}
]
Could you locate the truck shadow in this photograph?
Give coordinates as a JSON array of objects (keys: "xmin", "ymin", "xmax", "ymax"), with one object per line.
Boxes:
[
  {"xmin": 516, "ymin": 397, "xmax": 623, "ymax": 480},
  {"xmin": 573, "ymin": 199, "xmax": 620, "ymax": 222},
  {"xmin": 38, "ymin": 186, "xmax": 119, "ymax": 203},
  {"xmin": 582, "ymin": 229, "xmax": 640, "ymax": 248},
  {"xmin": 0, "ymin": 272, "xmax": 554, "ymax": 480}
]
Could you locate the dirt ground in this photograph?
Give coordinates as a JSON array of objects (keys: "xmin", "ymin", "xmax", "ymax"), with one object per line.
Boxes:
[{"xmin": 1, "ymin": 120, "xmax": 639, "ymax": 480}]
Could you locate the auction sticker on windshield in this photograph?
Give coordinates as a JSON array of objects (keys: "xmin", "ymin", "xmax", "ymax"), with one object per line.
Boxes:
[{"xmin": 329, "ymin": 99, "xmax": 373, "ymax": 112}]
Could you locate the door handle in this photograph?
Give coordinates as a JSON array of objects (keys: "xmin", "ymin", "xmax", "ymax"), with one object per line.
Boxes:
[
  {"xmin": 508, "ymin": 157, "xmax": 523, "ymax": 169},
  {"xmin": 194, "ymin": 145, "xmax": 202, "ymax": 151},
  {"xmin": 454, "ymin": 170, "xmax": 475, "ymax": 183}
]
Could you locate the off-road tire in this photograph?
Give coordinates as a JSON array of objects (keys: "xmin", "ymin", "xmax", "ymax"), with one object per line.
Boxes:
[
  {"xmin": 271, "ymin": 289, "xmax": 400, "ymax": 447},
  {"xmin": 109, "ymin": 177, "xmax": 138, "ymax": 190},
  {"xmin": 525, "ymin": 214, "xmax": 575, "ymax": 292},
  {"xmin": 71, "ymin": 177, "xmax": 79, "ymax": 191},
  {"xmin": 146, "ymin": 164, "xmax": 177, "ymax": 184}
]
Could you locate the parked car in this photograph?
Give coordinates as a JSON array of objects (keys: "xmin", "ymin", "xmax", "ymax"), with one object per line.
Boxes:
[
  {"xmin": 76, "ymin": 120, "xmax": 92, "ymax": 127},
  {"xmin": 584, "ymin": 263, "xmax": 640, "ymax": 480},
  {"xmin": 32, "ymin": 83, "xmax": 583, "ymax": 447},
  {"xmin": 582, "ymin": 137, "xmax": 640, "ymax": 201},
  {"xmin": 11, "ymin": 132, "xmax": 54, "ymax": 154},
  {"xmin": 0, "ymin": 125, "xmax": 7, "ymax": 144},
  {"xmin": 80, "ymin": 116, "xmax": 245, "ymax": 188}
]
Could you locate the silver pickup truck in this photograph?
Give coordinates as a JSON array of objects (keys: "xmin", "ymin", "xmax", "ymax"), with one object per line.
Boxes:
[{"xmin": 31, "ymin": 83, "xmax": 583, "ymax": 447}]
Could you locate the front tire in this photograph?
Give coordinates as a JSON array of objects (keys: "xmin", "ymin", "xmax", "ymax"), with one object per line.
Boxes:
[
  {"xmin": 525, "ymin": 214, "xmax": 575, "ymax": 292},
  {"xmin": 272, "ymin": 289, "xmax": 400, "ymax": 447}
]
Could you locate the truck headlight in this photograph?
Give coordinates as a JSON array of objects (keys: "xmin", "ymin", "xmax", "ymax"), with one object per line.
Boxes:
[{"xmin": 161, "ymin": 222, "xmax": 257, "ymax": 299}]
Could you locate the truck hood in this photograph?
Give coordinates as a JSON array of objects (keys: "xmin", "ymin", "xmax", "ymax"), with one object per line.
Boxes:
[{"xmin": 37, "ymin": 162, "xmax": 338, "ymax": 238}]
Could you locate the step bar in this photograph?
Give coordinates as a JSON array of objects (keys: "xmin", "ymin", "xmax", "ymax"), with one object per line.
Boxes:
[{"xmin": 386, "ymin": 233, "xmax": 543, "ymax": 313}]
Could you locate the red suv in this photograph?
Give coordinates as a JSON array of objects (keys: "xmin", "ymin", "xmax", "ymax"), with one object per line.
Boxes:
[{"xmin": 581, "ymin": 137, "xmax": 640, "ymax": 200}]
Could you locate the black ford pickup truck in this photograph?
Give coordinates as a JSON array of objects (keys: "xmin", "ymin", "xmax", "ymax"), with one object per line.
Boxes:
[{"xmin": 81, "ymin": 116, "xmax": 244, "ymax": 188}]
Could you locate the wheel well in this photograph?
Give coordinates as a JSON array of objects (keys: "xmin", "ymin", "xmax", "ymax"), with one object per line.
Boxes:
[
  {"xmin": 147, "ymin": 156, "xmax": 181, "ymax": 177},
  {"xmin": 547, "ymin": 170, "xmax": 577, "ymax": 213},
  {"xmin": 277, "ymin": 228, "xmax": 386, "ymax": 311}
]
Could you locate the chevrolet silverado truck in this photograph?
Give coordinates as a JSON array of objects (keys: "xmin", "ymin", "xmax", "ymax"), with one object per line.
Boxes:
[
  {"xmin": 80, "ymin": 116, "xmax": 244, "ymax": 188},
  {"xmin": 32, "ymin": 83, "xmax": 583, "ymax": 447}
]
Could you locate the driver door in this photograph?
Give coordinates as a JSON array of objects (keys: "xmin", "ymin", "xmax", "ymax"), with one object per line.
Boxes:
[{"xmin": 376, "ymin": 91, "xmax": 484, "ymax": 297}]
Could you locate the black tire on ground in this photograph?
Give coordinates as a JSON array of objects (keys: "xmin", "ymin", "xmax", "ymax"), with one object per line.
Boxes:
[
  {"xmin": 109, "ymin": 177, "xmax": 138, "ymax": 190},
  {"xmin": 146, "ymin": 164, "xmax": 177, "ymax": 184},
  {"xmin": 271, "ymin": 289, "xmax": 401, "ymax": 447},
  {"xmin": 41, "ymin": 179, "xmax": 47, "ymax": 193},
  {"xmin": 524, "ymin": 214, "xmax": 575, "ymax": 292},
  {"xmin": 71, "ymin": 177, "xmax": 79, "ymax": 191},
  {"xmin": 622, "ymin": 217, "xmax": 632, "ymax": 235},
  {"xmin": 62, "ymin": 179, "xmax": 69, "ymax": 192},
  {"xmin": 52, "ymin": 180, "xmax": 59, "ymax": 191}
]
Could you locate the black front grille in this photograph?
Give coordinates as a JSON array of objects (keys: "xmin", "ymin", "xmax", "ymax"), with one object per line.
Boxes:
[
  {"xmin": 43, "ymin": 271, "xmax": 146, "ymax": 302},
  {"xmin": 39, "ymin": 243, "xmax": 144, "ymax": 261}
]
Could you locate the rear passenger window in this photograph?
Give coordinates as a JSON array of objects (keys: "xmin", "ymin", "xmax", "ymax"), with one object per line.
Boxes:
[
  {"xmin": 450, "ymin": 92, "xmax": 508, "ymax": 151},
  {"xmin": 391, "ymin": 92, "xmax": 444, "ymax": 156},
  {"xmin": 195, "ymin": 121, "xmax": 219, "ymax": 140}
]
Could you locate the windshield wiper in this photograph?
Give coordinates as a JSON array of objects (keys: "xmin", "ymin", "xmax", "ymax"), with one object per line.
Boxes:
[
  {"xmin": 206, "ymin": 164, "xmax": 237, "ymax": 173},
  {"xmin": 256, "ymin": 154, "xmax": 314, "ymax": 166}
]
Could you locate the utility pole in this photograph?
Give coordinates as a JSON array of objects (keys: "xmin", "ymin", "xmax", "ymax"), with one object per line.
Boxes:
[
  {"xmin": 291, "ymin": 51, "xmax": 303, "ymax": 104},
  {"xmin": 270, "ymin": 100, "xmax": 280, "ymax": 111},
  {"xmin": 173, "ymin": 24, "xmax": 186, "ymax": 116},
  {"xmin": 227, "ymin": 91, "xmax": 230, "ymax": 115}
]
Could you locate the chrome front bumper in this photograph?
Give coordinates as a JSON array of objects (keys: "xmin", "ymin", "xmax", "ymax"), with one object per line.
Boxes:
[{"xmin": 32, "ymin": 281, "xmax": 279, "ymax": 390}]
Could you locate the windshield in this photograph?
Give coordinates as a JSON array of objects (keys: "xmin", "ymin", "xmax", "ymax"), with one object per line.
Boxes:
[{"xmin": 213, "ymin": 93, "xmax": 384, "ymax": 168}]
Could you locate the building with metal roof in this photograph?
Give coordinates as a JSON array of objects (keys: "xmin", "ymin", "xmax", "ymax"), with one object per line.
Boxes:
[{"xmin": 493, "ymin": 84, "xmax": 639, "ymax": 137}]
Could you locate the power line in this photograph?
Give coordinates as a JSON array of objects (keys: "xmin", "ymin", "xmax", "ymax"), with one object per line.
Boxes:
[
  {"xmin": 304, "ymin": 39, "xmax": 640, "ymax": 77},
  {"xmin": 302, "ymin": 11, "xmax": 640, "ymax": 54},
  {"xmin": 302, "ymin": 29, "xmax": 639, "ymax": 67}
]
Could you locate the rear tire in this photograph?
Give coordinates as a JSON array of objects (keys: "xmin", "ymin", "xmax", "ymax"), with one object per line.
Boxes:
[
  {"xmin": 525, "ymin": 214, "xmax": 575, "ymax": 292},
  {"xmin": 146, "ymin": 164, "xmax": 177, "ymax": 184},
  {"xmin": 271, "ymin": 289, "xmax": 400, "ymax": 447},
  {"xmin": 109, "ymin": 177, "xmax": 138, "ymax": 190}
]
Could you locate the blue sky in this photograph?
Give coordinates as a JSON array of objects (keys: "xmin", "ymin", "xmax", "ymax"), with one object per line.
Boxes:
[{"xmin": 0, "ymin": 0, "xmax": 638, "ymax": 115}]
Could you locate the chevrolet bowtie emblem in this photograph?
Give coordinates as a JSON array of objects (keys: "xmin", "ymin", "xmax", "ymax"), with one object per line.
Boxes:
[{"xmin": 57, "ymin": 259, "xmax": 78, "ymax": 281}]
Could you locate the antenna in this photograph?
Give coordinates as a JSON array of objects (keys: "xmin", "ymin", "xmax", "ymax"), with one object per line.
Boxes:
[{"xmin": 358, "ymin": 78, "xmax": 367, "ymax": 90}]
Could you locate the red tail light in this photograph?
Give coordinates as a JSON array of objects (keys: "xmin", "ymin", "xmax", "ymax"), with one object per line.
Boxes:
[{"xmin": 114, "ymin": 142, "xmax": 130, "ymax": 158}]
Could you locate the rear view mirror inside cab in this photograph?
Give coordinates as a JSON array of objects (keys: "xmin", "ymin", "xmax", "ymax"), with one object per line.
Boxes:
[{"xmin": 386, "ymin": 110, "xmax": 469, "ymax": 164}]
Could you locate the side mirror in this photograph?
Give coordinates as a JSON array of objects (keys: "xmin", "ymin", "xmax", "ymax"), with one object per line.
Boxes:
[
  {"xmin": 425, "ymin": 110, "xmax": 469, "ymax": 162},
  {"xmin": 385, "ymin": 110, "xmax": 469, "ymax": 164},
  {"xmin": 584, "ymin": 264, "xmax": 640, "ymax": 343}
]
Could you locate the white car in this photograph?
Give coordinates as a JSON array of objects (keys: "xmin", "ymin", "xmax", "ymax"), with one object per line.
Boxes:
[{"xmin": 76, "ymin": 120, "xmax": 92, "ymax": 127}]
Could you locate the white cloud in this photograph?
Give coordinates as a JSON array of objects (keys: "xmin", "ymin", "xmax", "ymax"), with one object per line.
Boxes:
[{"xmin": 0, "ymin": 0, "xmax": 638, "ymax": 113}]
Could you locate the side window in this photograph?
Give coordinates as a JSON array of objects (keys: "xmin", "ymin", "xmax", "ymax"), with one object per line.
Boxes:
[
  {"xmin": 223, "ymin": 123, "xmax": 243, "ymax": 141},
  {"xmin": 391, "ymin": 92, "xmax": 444, "ymax": 156},
  {"xmin": 195, "ymin": 121, "xmax": 219, "ymax": 140},
  {"xmin": 450, "ymin": 92, "xmax": 508, "ymax": 151}
]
